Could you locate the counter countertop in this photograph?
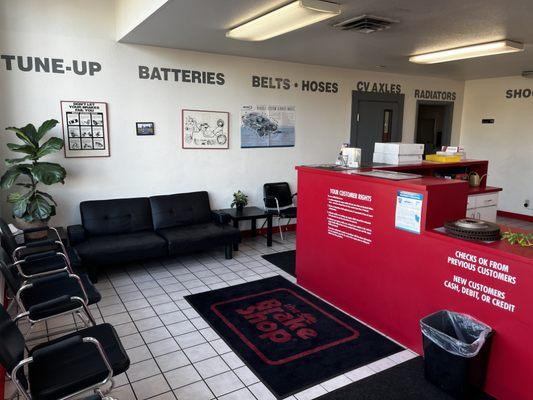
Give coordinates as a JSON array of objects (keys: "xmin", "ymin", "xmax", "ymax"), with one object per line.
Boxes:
[
  {"xmin": 467, "ymin": 185, "xmax": 503, "ymax": 195},
  {"xmin": 297, "ymin": 164, "xmax": 503, "ymax": 195},
  {"xmin": 296, "ymin": 165, "xmax": 468, "ymax": 190},
  {"xmin": 428, "ymin": 227, "xmax": 532, "ymax": 262}
]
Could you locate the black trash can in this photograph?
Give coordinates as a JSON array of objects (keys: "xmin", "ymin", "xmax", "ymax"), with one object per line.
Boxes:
[{"xmin": 421, "ymin": 310, "xmax": 493, "ymax": 400}]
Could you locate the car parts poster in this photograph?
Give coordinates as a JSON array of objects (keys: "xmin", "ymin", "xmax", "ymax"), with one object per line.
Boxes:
[{"xmin": 240, "ymin": 105, "xmax": 295, "ymax": 148}]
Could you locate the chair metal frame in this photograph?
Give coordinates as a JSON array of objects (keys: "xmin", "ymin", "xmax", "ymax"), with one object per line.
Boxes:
[
  {"xmin": 8, "ymin": 336, "xmax": 116, "ymax": 400},
  {"xmin": 1, "ymin": 260, "xmax": 97, "ymax": 339},
  {"xmin": 13, "ymin": 251, "xmax": 73, "ymax": 282},
  {"xmin": 15, "ymin": 275, "xmax": 96, "ymax": 332},
  {"xmin": 9, "ymin": 226, "xmax": 67, "ymax": 260},
  {"xmin": 263, "ymin": 192, "xmax": 297, "ymax": 241}
]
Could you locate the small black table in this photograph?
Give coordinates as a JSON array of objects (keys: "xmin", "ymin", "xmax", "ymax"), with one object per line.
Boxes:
[{"xmin": 216, "ymin": 206, "xmax": 273, "ymax": 248}]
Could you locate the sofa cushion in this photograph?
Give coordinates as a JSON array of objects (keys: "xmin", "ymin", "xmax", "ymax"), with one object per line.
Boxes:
[
  {"xmin": 157, "ymin": 223, "xmax": 240, "ymax": 255},
  {"xmin": 74, "ymin": 231, "xmax": 167, "ymax": 265},
  {"xmin": 80, "ymin": 198, "xmax": 152, "ymax": 237},
  {"xmin": 150, "ymin": 192, "xmax": 213, "ymax": 230}
]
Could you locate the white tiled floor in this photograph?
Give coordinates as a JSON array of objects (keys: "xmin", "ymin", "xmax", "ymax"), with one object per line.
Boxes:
[{"xmin": 4, "ymin": 231, "xmax": 417, "ymax": 400}]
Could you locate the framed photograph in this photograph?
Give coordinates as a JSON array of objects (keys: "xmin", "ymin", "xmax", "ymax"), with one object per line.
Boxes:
[
  {"xmin": 136, "ymin": 122, "xmax": 155, "ymax": 136},
  {"xmin": 182, "ymin": 109, "xmax": 229, "ymax": 149},
  {"xmin": 61, "ymin": 101, "xmax": 110, "ymax": 158}
]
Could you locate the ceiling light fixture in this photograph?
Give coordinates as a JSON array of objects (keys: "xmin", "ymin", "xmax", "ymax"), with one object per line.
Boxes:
[
  {"xmin": 226, "ymin": 0, "xmax": 341, "ymax": 41},
  {"xmin": 409, "ymin": 40, "xmax": 524, "ymax": 64}
]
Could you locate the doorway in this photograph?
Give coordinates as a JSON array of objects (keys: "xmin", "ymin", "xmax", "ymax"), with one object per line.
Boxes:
[
  {"xmin": 415, "ymin": 101, "xmax": 454, "ymax": 155},
  {"xmin": 350, "ymin": 91, "xmax": 405, "ymax": 164}
]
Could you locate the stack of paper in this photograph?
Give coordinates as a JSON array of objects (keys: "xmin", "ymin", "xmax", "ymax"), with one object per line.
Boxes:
[{"xmin": 373, "ymin": 143, "xmax": 424, "ymax": 164}]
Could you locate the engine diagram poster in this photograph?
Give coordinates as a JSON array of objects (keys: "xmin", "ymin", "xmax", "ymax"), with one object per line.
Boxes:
[
  {"xmin": 240, "ymin": 105, "xmax": 295, "ymax": 148},
  {"xmin": 61, "ymin": 101, "xmax": 110, "ymax": 157},
  {"xmin": 395, "ymin": 191, "xmax": 423, "ymax": 234}
]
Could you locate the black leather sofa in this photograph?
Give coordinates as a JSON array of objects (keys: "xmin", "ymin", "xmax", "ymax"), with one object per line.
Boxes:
[{"xmin": 68, "ymin": 192, "xmax": 240, "ymax": 280}]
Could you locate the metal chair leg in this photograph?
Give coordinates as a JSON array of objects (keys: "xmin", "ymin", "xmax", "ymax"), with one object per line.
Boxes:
[
  {"xmin": 278, "ymin": 217, "xmax": 284, "ymax": 241},
  {"xmin": 95, "ymin": 377, "xmax": 117, "ymax": 398},
  {"xmin": 76, "ymin": 310, "xmax": 90, "ymax": 328}
]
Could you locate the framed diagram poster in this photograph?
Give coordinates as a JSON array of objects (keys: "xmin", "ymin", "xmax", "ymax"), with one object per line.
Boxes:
[
  {"xmin": 240, "ymin": 105, "xmax": 295, "ymax": 148},
  {"xmin": 182, "ymin": 109, "xmax": 229, "ymax": 149},
  {"xmin": 61, "ymin": 101, "xmax": 110, "ymax": 157}
]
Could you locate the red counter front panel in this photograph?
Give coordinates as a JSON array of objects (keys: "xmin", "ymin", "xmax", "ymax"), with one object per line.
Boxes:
[{"xmin": 296, "ymin": 168, "xmax": 533, "ymax": 400}]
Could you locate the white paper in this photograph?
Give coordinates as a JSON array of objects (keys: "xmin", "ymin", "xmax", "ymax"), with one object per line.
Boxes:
[{"xmin": 395, "ymin": 191, "xmax": 424, "ymax": 234}]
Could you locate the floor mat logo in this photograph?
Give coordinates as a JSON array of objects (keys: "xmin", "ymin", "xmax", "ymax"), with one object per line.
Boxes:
[{"xmin": 211, "ymin": 288, "xmax": 359, "ymax": 365}]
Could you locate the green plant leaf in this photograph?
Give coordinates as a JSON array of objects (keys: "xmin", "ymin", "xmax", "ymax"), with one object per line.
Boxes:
[
  {"xmin": 36, "ymin": 119, "xmax": 59, "ymax": 142},
  {"xmin": 0, "ymin": 164, "xmax": 32, "ymax": 189},
  {"xmin": 36, "ymin": 190, "xmax": 57, "ymax": 206},
  {"xmin": 6, "ymin": 124, "xmax": 39, "ymax": 147},
  {"xmin": 13, "ymin": 202, "xmax": 29, "ymax": 218},
  {"xmin": 30, "ymin": 162, "xmax": 66, "ymax": 185},
  {"xmin": 12, "ymin": 198, "xmax": 30, "ymax": 218},
  {"xmin": 8, "ymin": 191, "xmax": 33, "ymax": 218},
  {"xmin": 5, "ymin": 155, "xmax": 33, "ymax": 165},
  {"xmin": 28, "ymin": 194, "xmax": 53, "ymax": 221},
  {"xmin": 7, "ymin": 190, "xmax": 31, "ymax": 203},
  {"xmin": 36, "ymin": 137, "xmax": 64, "ymax": 158},
  {"xmin": 7, "ymin": 143, "xmax": 37, "ymax": 156}
]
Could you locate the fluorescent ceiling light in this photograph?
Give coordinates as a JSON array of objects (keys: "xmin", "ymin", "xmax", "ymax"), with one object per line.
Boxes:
[
  {"xmin": 409, "ymin": 40, "xmax": 524, "ymax": 64},
  {"xmin": 226, "ymin": 0, "xmax": 341, "ymax": 41}
]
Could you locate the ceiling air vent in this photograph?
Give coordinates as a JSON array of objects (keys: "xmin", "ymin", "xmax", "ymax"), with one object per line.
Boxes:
[{"xmin": 333, "ymin": 15, "xmax": 398, "ymax": 34}]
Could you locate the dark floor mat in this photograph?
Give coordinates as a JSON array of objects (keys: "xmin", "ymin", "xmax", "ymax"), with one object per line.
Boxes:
[
  {"xmin": 262, "ymin": 250, "xmax": 296, "ymax": 277},
  {"xmin": 316, "ymin": 357, "xmax": 495, "ymax": 400},
  {"xmin": 185, "ymin": 276, "xmax": 401, "ymax": 399}
]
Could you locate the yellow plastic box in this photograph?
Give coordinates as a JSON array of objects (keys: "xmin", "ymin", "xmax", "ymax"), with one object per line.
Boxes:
[{"xmin": 425, "ymin": 154, "xmax": 462, "ymax": 163}]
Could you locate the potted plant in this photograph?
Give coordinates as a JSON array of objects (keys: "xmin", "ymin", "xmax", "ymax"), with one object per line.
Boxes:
[
  {"xmin": 231, "ymin": 190, "xmax": 248, "ymax": 214},
  {"xmin": 0, "ymin": 119, "xmax": 66, "ymax": 239}
]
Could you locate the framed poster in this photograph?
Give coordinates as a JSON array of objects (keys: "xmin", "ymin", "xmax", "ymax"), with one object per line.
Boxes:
[
  {"xmin": 240, "ymin": 105, "xmax": 295, "ymax": 148},
  {"xmin": 182, "ymin": 109, "xmax": 229, "ymax": 149},
  {"xmin": 61, "ymin": 101, "xmax": 110, "ymax": 157},
  {"xmin": 136, "ymin": 122, "xmax": 155, "ymax": 136}
]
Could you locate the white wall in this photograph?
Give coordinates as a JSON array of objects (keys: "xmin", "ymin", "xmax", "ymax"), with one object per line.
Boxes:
[
  {"xmin": 0, "ymin": 0, "xmax": 465, "ymax": 227},
  {"xmin": 460, "ymin": 77, "xmax": 533, "ymax": 216},
  {"xmin": 115, "ymin": 0, "xmax": 170, "ymax": 40}
]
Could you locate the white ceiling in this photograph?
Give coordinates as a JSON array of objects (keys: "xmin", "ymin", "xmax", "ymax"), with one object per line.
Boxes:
[{"xmin": 120, "ymin": 0, "xmax": 533, "ymax": 80}]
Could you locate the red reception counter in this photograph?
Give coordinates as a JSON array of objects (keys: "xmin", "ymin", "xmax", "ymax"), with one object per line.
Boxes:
[{"xmin": 295, "ymin": 165, "xmax": 532, "ymax": 400}]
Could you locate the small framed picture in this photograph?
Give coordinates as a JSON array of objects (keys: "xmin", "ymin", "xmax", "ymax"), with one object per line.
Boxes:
[
  {"xmin": 136, "ymin": 122, "xmax": 155, "ymax": 136},
  {"xmin": 182, "ymin": 109, "xmax": 229, "ymax": 149}
]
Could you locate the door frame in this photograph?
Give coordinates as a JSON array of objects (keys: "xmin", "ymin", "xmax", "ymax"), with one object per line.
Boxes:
[
  {"xmin": 350, "ymin": 91, "xmax": 405, "ymax": 147},
  {"xmin": 414, "ymin": 100, "xmax": 454, "ymax": 149}
]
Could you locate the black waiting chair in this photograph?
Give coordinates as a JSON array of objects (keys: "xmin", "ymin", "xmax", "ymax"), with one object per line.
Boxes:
[
  {"xmin": 0, "ymin": 259, "xmax": 100, "ymax": 335},
  {"xmin": 0, "ymin": 305, "xmax": 130, "ymax": 400},
  {"xmin": 263, "ymin": 182, "xmax": 297, "ymax": 240},
  {"xmin": 0, "ymin": 218, "xmax": 82, "ymax": 272},
  {"xmin": 0, "ymin": 221, "xmax": 81, "ymax": 287}
]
